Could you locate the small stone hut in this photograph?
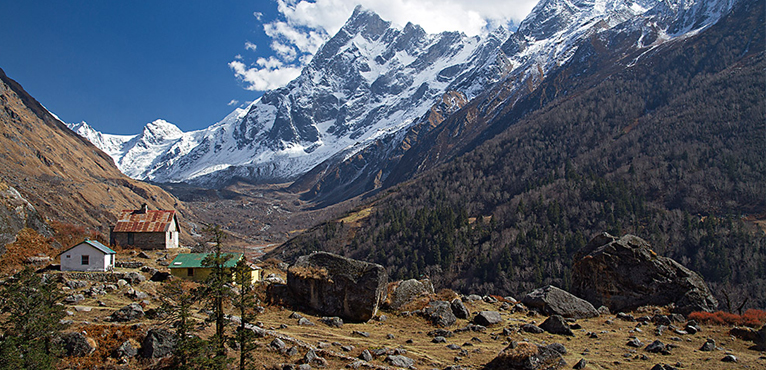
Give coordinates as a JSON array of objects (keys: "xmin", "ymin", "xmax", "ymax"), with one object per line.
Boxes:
[{"xmin": 111, "ymin": 204, "xmax": 180, "ymax": 250}]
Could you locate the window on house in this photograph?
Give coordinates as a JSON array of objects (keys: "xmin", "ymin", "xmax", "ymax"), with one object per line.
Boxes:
[
  {"xmin": 187, "ymin": 268, "xmax": 194, "ymax": 277},
  {"xmin": 66, "ymin": 255, "xmax": 70, "ymax": 258},
  {"xmin": 81, "ymin": 255, "xmax": 89, "ymax": 265},
  {"xmin": 127, "ymin": 232, "xmax": 134, "ymax": 245}
]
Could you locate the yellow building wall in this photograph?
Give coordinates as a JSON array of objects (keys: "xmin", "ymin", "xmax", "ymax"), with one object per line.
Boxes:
[{"xmin": 170, "ymin": 267, "xmax": 261, "ymax": 284}]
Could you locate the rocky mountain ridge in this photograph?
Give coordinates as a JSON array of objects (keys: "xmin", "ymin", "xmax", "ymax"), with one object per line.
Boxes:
[
  {"xmin": 69, "ymin": 0, "xmax": 739, "ymax": 205},
  {"xmin": 0, "ymin": 67, "xmax": 195, "ymax": 245}
]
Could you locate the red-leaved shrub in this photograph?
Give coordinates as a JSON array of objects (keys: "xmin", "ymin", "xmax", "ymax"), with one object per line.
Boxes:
[{"xmin": 689, "ymin": 309, "xmax": 766, "ymax": 327}]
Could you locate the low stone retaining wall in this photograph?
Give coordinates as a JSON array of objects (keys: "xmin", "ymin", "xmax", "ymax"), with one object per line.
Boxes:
[
  {"xmin": 58, "ymin": 272, "xmax": 121, "ymax": 283},
  {"xmin": 115, "ymin": 261, "xmax": 145, "ymax": 268}
]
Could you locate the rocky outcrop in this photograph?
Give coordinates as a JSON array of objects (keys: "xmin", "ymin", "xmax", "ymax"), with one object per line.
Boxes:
[
  {"xmin": 387, "ymin": 278, "xmax": 434, "ymax": 309},
  {"xmin": 483, "ymin": 341, "xmax": 566, "ymax": 370},
  {"xmin": 521, "ymin": 285, "xmax": 599, "ymax": 319},
  {"xmin": 287, "ymin": 252, "xmax": 387, "ymax": 322},
  {"xmin": 571, "ymin": 233, "xmax": 718, "ymax": 315},
  {"xmin": 0, "ymin": 182, "xmax": 53, "ymax": 252},
  {"xmin": 424, "ymin": 300, "xmax": 457, "ymax": 327},
  {"xmin": 141, "ymin": 328, "xmax": 176, "ymax": 358},
  {"xmin": 473, "ymin": 311, "xmax": 503, "ymax": 326},
  {"xmin": 59, "ymin": 332, "xmax": 97, "ymax": 357},
  {"xmin": 108, "ymin": 303, "xmax": 144, "ymax": 322}
]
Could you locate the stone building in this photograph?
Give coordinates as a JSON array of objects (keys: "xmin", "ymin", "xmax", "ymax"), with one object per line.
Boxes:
[{"xmin": 111, "ymin": 204, "xmax": 180, "ymax": 249}]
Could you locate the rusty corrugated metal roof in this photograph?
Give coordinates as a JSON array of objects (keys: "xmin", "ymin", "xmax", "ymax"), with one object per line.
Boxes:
[{"xmin": 113, "ymin": 209, "xmax": 176, "ymax": 233}]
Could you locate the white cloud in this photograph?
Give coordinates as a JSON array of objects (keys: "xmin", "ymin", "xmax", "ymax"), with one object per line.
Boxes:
[
  {"xmin": 245, "ymin": 41, "xmax": 258, "ymax": 51},
  {"xmin": 253, "ymin": 11, "xmax": 264, "ymax": 21},
  {"xmin": 232, "ymin": 0, "xmax": 539, "ymax": 91},
  {"xmin": 229, "ymin": 60, "xmax": 303, "ymax": 91},
  {"xmin": 228, "ymin": 99, "xmax": 240, "ymax": 106}
]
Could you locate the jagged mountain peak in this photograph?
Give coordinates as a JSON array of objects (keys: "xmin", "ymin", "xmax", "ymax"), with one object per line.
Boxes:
[
  {"xmin": 70, "ymin": 0, "xmax": 741, "ymax": 197},
  {"xmin": 140, "ymin": 119, "xmax": 183, "ymax": 144}
]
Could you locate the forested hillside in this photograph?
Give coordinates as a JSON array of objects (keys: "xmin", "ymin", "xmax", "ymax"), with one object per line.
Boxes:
[{"xmin": 274, "ymin": 0, "xmax": 766, "ymax": 308}]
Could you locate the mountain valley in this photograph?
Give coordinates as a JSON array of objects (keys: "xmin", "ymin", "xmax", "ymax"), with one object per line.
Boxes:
[{"xmin": 0, "ymin": 0, "xmax": 764, "ymax": 368}]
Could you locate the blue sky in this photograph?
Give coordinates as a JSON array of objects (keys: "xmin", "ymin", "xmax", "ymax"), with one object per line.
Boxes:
[{"xmin": 0, "ymin": 0, "xmax": 536, "ymax": 135}]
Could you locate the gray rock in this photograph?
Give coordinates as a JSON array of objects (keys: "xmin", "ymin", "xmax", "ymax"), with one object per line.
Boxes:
[
  {"xmin": 320, "ymin": 316, "xmax": 344, "ymax": 328},
  {"xmin": 359, "ymin": 349, "xmax": 373, "ymax": 361},
  {"xmin": 700, "ymin": 338, "xmax": 716, "ymax": 351},
  {"xmin": 270, "ymin": 338, "xmax": 286, "ymax": 351},
  {"xmin": 432, "ymin": 336, "xmax": 447, "ymax": 343},
  {"xmin": 521, "ymin": 323, "xmax": 544, "ymax": 334},
  {"xmin": 539, "ymin": 315, "xmax": 573, "ymax": 336},
  {"xmin": 109, "ymin": 303, "xmax": 144, "ymax": 322},
  {"xmin": 483, "ymin": 341, "xmax": 566, "ymax": 370},
  {"xmin": 428, "ymin": 329, "xmax": 454, "ymax": 337},
  {"xmin": 287, "ymin": 252, "xmax": 387, "ymax": 322},
  {"xmin": 389, "ymin": 279, "xmax": 434, "ymax": 309},
  {"xmin": 756, "ymin": 325, "xmax": 766, "ymax": 351},
  {"xmin": 466, "ymin": 294, "xmax": 482, "ymax": 302},
  {"xmin": 60, "ymin": 332, "xmax": 96, "ymax": 357},
  {"xmin": 298, "ymin": 317, "xmax": 315, "ymax": 326},
  {"xmin": 112, "ymin": 341, "xmax": 137, "ymax": 358},
  {"xmin": 627, "ymin": 338, "xmax": 643, "ymax": 347},
  {"xmin": 546, "ymin": 343, "xmax": 567, "ymax": 355},
  {"xmin": 645, "ymin": 340, "xmax": 668, "ymax": 354},
  {"xmin": 121, "ymin": 271, "xmax": 146, "ymax": 285},
  {"xmin": 424, "ymin": 300, "xmax": 457, "ymax": 327},
  {"xmin": 451, "ymin": 298, "xmax": 470, "ymax": 319},
  {"xmin": 473, "ymin": 311, "xmax": 503, "ymax": 326},
  {"xmin": 141, "ymin": 328, "xmax": 176, "ymax": 358},
  {"xmin": 573, "ymin": 358, "xmax": 587, "ymax": 369},
  {"xmin": 65, "ymin": 294, "xmax": 85, "ymax": 304},
  {"xmin": 721, "ymin": 354, "xmax": 738, "ymax": 363},
  {"xmin": 302, "ymin": 349, "xmax": 328, "ymax": 367},
  {"xmin": 150, "ymin": 271, "xmax": 171, "ymax": 282},
  {"xmin": 571, "ymin": 233, "xmax": 718, "ymax": 315},
  {"xmin": 386, "ymin": 354, "xmax": 415, "ymax": 368},
  {"xmin": 522, "ymin": 285, "xmax": 599, "ymax": 319},
  {"xmin": 66, "ymin": 280, "xmax": 88, "ymax": 289}
]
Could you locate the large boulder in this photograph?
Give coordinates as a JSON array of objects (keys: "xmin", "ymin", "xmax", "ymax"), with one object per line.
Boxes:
[
  {"xmin": 59, "ymin": 332, "xmax": 97, "ymax": 357},
  {"xmin": 571, "ymin": 233, "xmax": 718, "ymax": 315},
  {"xmin": 287, "ymin": 252, "xmax": 387, "ymax": 322},
  {"xmin": 424, "ymin": 300, "xmax": 457, "ymax": 327},
  {"xmin": 483, "ymin": 341, "xmax": 566, "ymax": 370},
  {"xmin": 521, "ymin": 285, "xmax": 599, "ymax": 319},
  {"xmin": 108, "ymin": 303, "xmax": 144, "ymax": 322},
  {"xmin": 141, "ymin": 328, "xmax": 177, "ymax": 358},
  {"xmin": 388, "ymin": 279, "xmax": 434, "ymax": 309}
]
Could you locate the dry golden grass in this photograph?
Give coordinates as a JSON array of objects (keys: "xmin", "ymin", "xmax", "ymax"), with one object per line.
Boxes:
[
  {"xmin": 338, "ymin": 206, "xmax": 374, "ymax": 226},
  {"xmin": 52, "ymin": 261, "xmax": 766, "ymax": 370}
]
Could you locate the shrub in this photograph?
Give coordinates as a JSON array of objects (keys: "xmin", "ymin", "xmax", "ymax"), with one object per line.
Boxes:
[{"xmin": 689, "ymin": 309, "xmax": 766, "ymax": 327}]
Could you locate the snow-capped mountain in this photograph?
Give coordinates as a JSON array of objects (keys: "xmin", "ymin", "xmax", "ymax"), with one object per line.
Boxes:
[
  {"xmin": 71, "ymin": 0, "xmax": 738, "ymax": 196},
  {"xmin": 291, "ymin": 0, "xmax": 740, "ymax": 204}
]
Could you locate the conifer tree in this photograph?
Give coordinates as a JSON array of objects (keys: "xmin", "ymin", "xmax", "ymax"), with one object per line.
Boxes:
[
  {"xmin": 232, "ymin": 258, "xmax": 260, "ymax": 370},
  {"xmin": 0, "ymin": 268, "xmax": 64, "ymax": 370},
  {"xmin": 199, "ymin": 224, "xmax": 234, "ymax": 364}
]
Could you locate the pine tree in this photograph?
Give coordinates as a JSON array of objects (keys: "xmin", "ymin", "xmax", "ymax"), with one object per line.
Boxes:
[
  {"xmin": 232, "ymin": 258, "xmax": 260, "ymax": 370},
  {"xmin": 0, "ymin": 268, "xmax": 65, "ymax": 370},
  {"xmin": 157, "ymin": 279, "xmax": 200, "ymax": 369},
  {"xmin": 199, "ymin": 224, "xmax": 235, "ymax": 366}
]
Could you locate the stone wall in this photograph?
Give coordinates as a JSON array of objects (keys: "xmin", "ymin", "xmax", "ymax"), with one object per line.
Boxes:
[
  {"xmin": 58, "ymin": 271, "xmax": 121, "ymax": 283},
  {"xmin": 115, "ymin": 261, "xmax": 144, "ymax": 268},
  {"xmin": 112, "ymin": 231, "xmax": 168, "ymax": 250}
]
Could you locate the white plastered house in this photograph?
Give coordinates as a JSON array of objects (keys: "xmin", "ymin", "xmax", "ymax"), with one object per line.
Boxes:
[{"xmin": 59, "ymin": 239, "xmax": 116, "ymax": 272}]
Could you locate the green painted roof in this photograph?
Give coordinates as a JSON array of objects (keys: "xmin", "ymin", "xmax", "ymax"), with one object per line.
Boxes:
[{"xmin": 169, "ymin": 253, "xmax": 242, "ymax": 269}]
